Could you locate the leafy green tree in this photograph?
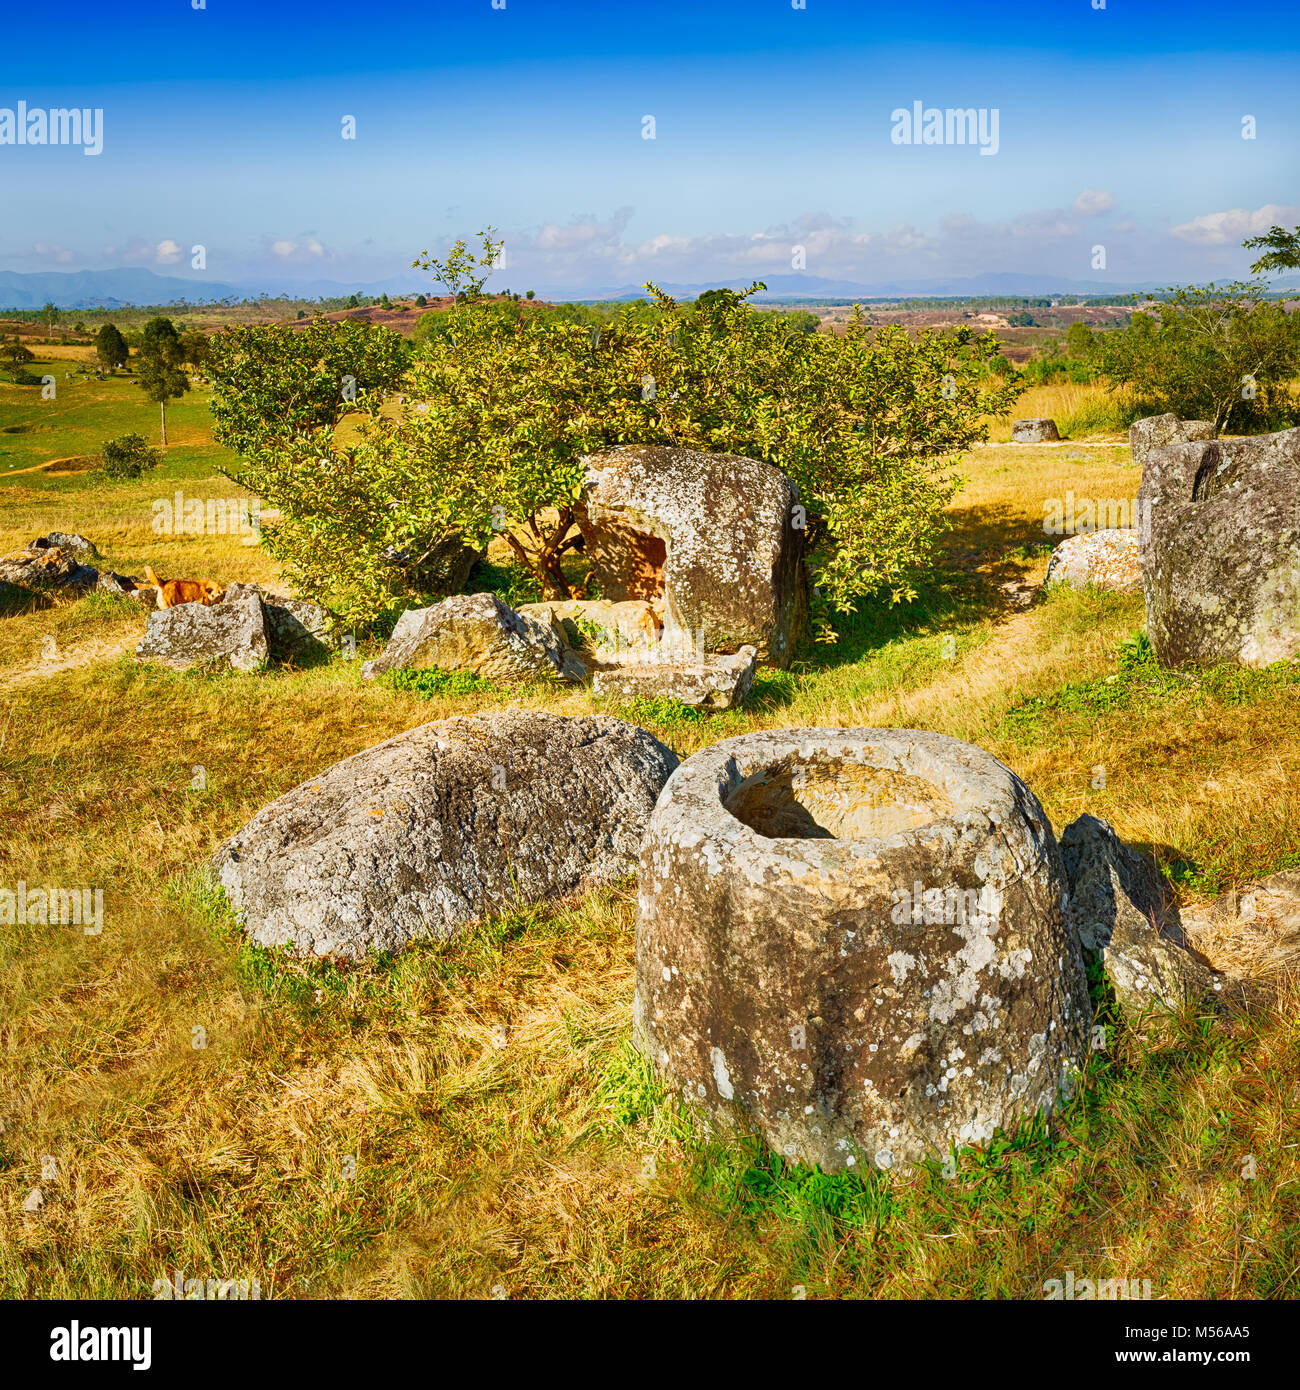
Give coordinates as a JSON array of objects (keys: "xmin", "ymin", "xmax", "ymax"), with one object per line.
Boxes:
[
  {"xmin": 41, "ymin": 301, "xmax": 59, "ymax": 335},
  {"xmin": 0, "ymin": 335, "xmax": 35, "ymax": 378},
  {"xmin": 98, "ymin": 432, "xmax": 162, "ymax": 481},
  {"xmin": 134, "ymin": 316, "xmax": 190, "ymax": 447},
  {"xmin": 207, "ymin": 316, "xmax": 412, "ymax": 456},
  {"xmin": 1065, "ymin": 320, "xmax": 1095, "ymax": 359},
  {"xmin": 414, "ymin": 294, "xmax": 428, "ymax": 307},
  {"xmin": 525, "ymin": 290, "xmax": 535, "ymax": 301},
  {"xmin": 179, "ymin": 328, "xmax": 212, "ymax": 374},
  {"xmin": 95, "ymin": 323, "xmax": 129, "ymax": 373},
  {"xmin": 1243, "ymin": 224, "xmax": 1300, "ymax": 276},
  {"xmin": 411, "ymin": 227, "xmax": 503, "ymax": 302},
  {"xmin": 217, "ymin": 261, "xmax": 1020, "ymax": 628},
  {"xmin": 1094, "ymin": 282, "xmax": 1300, "ymax": 435}
]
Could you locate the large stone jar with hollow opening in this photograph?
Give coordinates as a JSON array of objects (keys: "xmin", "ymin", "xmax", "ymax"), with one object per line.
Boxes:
[{"xmin": 633, "ymin": 727, "xmax": 1091, "ymax": 1169}]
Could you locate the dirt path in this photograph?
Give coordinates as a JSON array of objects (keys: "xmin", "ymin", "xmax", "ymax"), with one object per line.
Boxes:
[{"xmin": 0, "ymin": 632, "xmax": 138, "ymax": 692}]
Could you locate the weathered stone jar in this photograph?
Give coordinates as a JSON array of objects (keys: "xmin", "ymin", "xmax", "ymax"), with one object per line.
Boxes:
[{"xmin": 634, "ymin": 728, "xmax": 1091, "ymax": 1169}]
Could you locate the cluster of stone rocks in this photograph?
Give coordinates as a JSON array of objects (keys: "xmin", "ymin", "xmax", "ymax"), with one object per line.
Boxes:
[
  {"xmin": 0, "ymin": 533, "xmax": 154, "ymax": 603},
  {"xmin": 134, "ymin": 583, "xmax": 340, "ymax": 672},
  {"xmin": 213, "ymin": 714, "xmax": 1250, "ymax": 1172},
  {"xmin": 356, "ymin": 443, "xmax": 803, "ymax": 710}
]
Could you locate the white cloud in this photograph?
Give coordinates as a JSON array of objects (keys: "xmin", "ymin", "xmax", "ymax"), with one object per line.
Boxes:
[
  {"xmin": 155, "ymin": 239, "xmax": 182, "ymax": 264},
  {"xmin": 1170, "ymin": 203, "xmax": 1300, "ymax": 245},
  {"xmin": 267, "ymin": 236, "xmax": 329, "ymax": 261},
  {"xmin": 1073, "ymin": 189, "xmax": 1114, "ymax": 216}
]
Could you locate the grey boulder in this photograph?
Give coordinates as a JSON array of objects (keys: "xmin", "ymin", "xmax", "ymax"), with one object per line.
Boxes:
[
  {"xmin": 134, "ymin": 593, "xmax": 268, "ymax": 672},
  {"xmin": 1139, "ymin": 426, "xmax": 1300, "ymax": 667},
  {"xmin": 222, "ymin": 582, "xmax": 339, "ymax": 663},
  {"xmin": 361, "ymin": 592, "xmax": 585, "ymax": 683},
  {"xmin": 213, "ymin": 710, "xmax": 680, "ymax": 960},
  {"xmin": 634, "ymin": 727, "xmax": 1092, "ymax": 1168},
  {"xmin": 1129, "ymin": 413, "xmax": 1214, "ymax": 470},
  {"xmin": 1012, "ymin": 418, "xmax": 1060, "ymax": 443}
]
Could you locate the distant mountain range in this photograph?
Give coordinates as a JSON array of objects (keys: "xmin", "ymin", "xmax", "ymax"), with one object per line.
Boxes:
[{"xmin": 3, "ymin": 265, "xmax": 1296, "ymax": 311}]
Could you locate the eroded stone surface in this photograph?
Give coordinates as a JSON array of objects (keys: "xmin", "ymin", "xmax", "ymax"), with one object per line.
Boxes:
[
  {"xmin": 0, "ymin": 538, "xmax": 99, "ymax": 592},
  {"xmin": 361, "ymin": 592, "xmax": 585, "ymax": 684},
  {"xmin": 214, "ymin": 711, "xmax": 679, "ymax": 960},
  {"xmin": 1139, "ymin": 426, "xmax": 1300, "ymax": 668},
  {"xmin": 577, "ymin": 444, "xmax": 805, "ymax": 667},
  {"xmin": 222, "ymin": 582, "xmax": 339, "ymax": 663},
  {"xmin": 134, "ymin": 593, "xmax": 268, "ymax": 672},
  {"xmin": 1059, "ymin": 814, "xmax": 1223, "ymax": 1013},
  {"xmin": 1012, "ymin": 418, "xmax": 1060, "ymax": 443},
  {"xmin": 1043, "ymin": 529, "xmax": 1141, "ymax": 593},
  {"xmin": 633, "ymin": 727, "xmax": 1091, "ymax": 1168},
  {"xmin": 593, "ymin": 645, "xmax": 756, "ymax": 710},
  {"xmin": 1129, "ymin": 413, "xmax": 1214, "ymax": 470}
]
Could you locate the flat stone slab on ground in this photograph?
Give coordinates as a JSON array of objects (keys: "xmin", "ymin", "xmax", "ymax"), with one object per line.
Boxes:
[{"xmin": 592, "ymin": 645, "xmax": 756, "ymax": 710}]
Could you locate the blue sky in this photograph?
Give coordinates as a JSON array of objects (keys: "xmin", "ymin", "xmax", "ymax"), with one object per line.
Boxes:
[{"xmin": 2, "ymin": 0, "xmax": 1297, "ymax": 294}]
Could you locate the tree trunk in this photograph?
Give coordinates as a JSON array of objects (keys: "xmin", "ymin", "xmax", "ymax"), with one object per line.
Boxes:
[{"xmin": 160, "ymin": 399, "xmax": 167, "ymax": 449}]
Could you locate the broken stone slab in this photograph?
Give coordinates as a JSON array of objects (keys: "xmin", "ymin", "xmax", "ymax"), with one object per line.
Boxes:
[
  {"xmin": 1059, "ymin": 814, "xmax": 1223, "ymax": 1013},
  {"xmin": 1139, "ymin": 425, "xmax": 1300, "ymax": 668},
  {"xmin": 577, "ymin": 444, "xmax": 805, "ymax": 668},
  {"xmin": 1128, "ymin": 413, "xmax": 1214, "ymax": 470},
  {"xmin": 634, "ymin": 727, "xmax": 1091, "ymax": 1169},
  {"xmin": 213, "ymin": 710, "xmax": 679, "ymax": 960},
  {"xmin": 379, "ymin": 530, "xmax": 483, "ymax": 597},
  {"xmin": 1043, "ymin": 529, "xmax": 1141, "ymax": 593},
  {"xmin": 1012, "ymin": 418, "xmax": 1060, "ymax": 443},
  {"xmin": 361, "ymin": 592, "xmax": 585, "ymax": 684},
  {"xmin": 593, "ymin": 645, "xmax": 756, "ymax": 711},
  {"xmin": 222, "ymin": 582, "xmax": 339, "ymax": 663},
  {"xmin": 134, "ymin": 593, "xmax": 268, "ymax": 672}
]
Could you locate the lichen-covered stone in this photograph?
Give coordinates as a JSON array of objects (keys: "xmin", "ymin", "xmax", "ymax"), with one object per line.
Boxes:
[
  {"xmin": 214, "ymin": 711, "xmax": 679, "ymax": 960},
  {"xmin": 1043, "ymin": 529, "xmax": 1141, "ymax": 593},
  {"xmin": 634, "ymin": 727, "xmax": 1091, "ymax": 1169},
  {"xmin": 1139, "ymin": 426, "xmax": 1300, "ymax": 668},
  {"xmin": 1129, "ymin": 413, "xmax": 1214, "ymax": 470},
  {"xmin": 361, "ymin": 592, "xmax": 585, "ymax": 683},
  {"xmin": 222, "ymin": 582, "xmax": 339, "ymax": 663},
  {"xmin": 1059, "ymin": 814, "xmax": 1222, "ymax": 1012},
  {"xmin": 0, "ymin": 539, "xmax": 98, "ymax": 592},
  {"xmin": 593, "ymin": 645, "xmax": 756, "ymax": 710},
  {"xmin": 577, "ymin": 444, "xmax": 805, "ymax": 668},
  {"xmin": 519, "ymin": 598, "xmax": 661, "ymax": 654},
  {"xmin": 134, "ymin": 593, "xmax": 268, "ymax": 672},
  {"xmin": 1012, "ymin": 418, "xmax": 1060, "ymax": 443}
]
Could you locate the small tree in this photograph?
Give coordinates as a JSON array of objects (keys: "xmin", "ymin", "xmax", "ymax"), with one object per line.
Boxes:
[
  {"xmin": 1065, "ymin": 320, "xmax": 1095, "ymax": 359},
  {"xmin": 178, "ymin": 328, "xmax": 212, "ymax": 374},
  {"xmin": 95, "ymin": 323, "xmax": 129, "ymax": 374},
  {"xmin": 411, "ymin": 226, "xmax": 503, "ymax": 302},
  {"xmin": 41, "ymin": 301, "xmax": 59, "ymax": 336},
  {"xmin": 0, "ymin": 335, "xmax": 35, "ymax": 378},
  {"xmin": 1244, "ymin": 224, "xmax": 1300, "ymax": 276},
  {"xmin": 207, "ymin": 315, "xmax": 412, "ymax": 455},
  {"xmin": 1095, "ymin": 282, "xmax": 1300, "ymax": 435},
  {"xmin": 134, "ymin": 316, "xmax": 190, "ymax": 447},
  {"xmin": 98, "ymin": 433, "xmax": 162, "ymax": 481}
]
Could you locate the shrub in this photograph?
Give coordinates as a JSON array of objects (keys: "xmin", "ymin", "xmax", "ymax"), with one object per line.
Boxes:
[
  {"xmin": 213, "ymin": 242, "xmax": 1024, "ymax": 630},
  {"xmin": 98, "ymin": 433, "xmax": 162, "ymax": 481}
]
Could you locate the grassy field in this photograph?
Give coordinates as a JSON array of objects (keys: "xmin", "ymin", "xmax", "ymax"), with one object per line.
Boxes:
[{"xmin": 1, "ymin": 360, "xmax": 1298, "ymax": 1300}]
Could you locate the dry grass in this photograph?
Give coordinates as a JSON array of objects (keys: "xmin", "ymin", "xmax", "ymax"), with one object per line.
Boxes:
[{"xmin": 2, "ymin": 418, "xmax": 1300, "ymax": 1299}]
